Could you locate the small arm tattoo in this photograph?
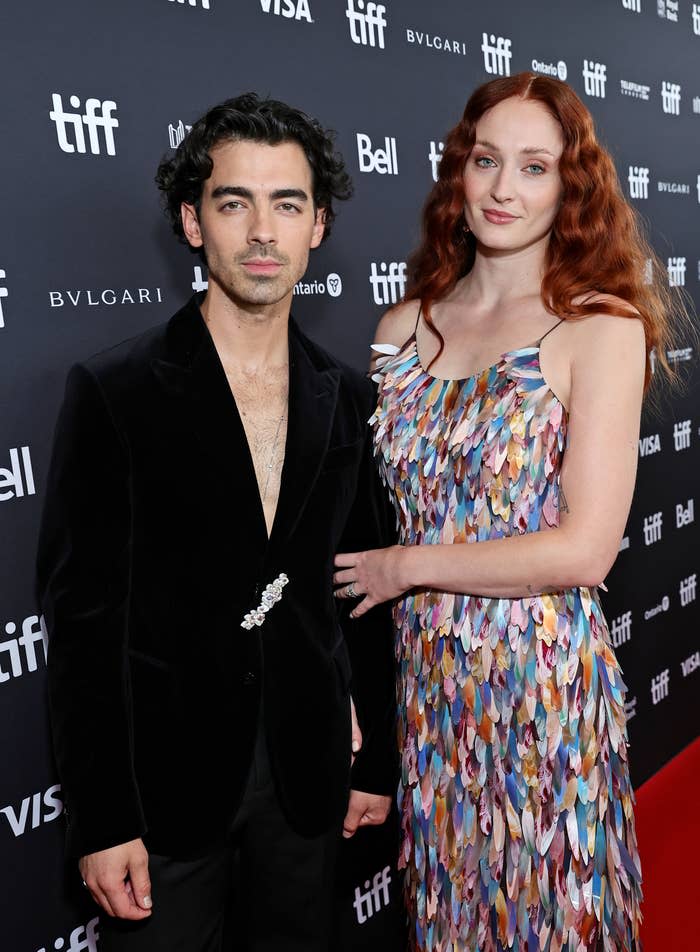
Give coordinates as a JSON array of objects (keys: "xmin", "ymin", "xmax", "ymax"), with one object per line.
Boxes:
[{"xmin": 559, "ymin": 488, "xmax": 570, "ymax": 514}]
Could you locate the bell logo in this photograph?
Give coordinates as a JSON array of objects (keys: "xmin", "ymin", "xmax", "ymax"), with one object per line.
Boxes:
[
  {"xmin": 428, "ymin": 140, "xmax": 444, "ymax": 182},
  {"xmin": 628, "ymin": 166, "xmax": 649, "ymax": 199},
  {"xmin": 259, "ymin": 0, "xmax": 312, "ymax": 21},
  {"xmin": 356, "ymin": 133, "xmax": 398, "ymax": 174},
  {"xmin": 676, "ymin": 498, "xmax": 694, "ymax": 528},
  {"xmin": 582, "ymin": 60, "xmax": 607, "ymax": 98},
  {"xmin": 353, "ymin": 866, "xmax": 392, "ymax": 923},
  {"xmin": 49, "ymin": 94, "xmax": 119, "ymax": 156},
  {"xmin": 481, "ymin": 33, "xmax": 512, "ymax": 76},
  {"xmin": 36, "ymin": 919, "xmax": 100, "ymax": 952},
  {"xmin": 346, "ymin": 1, "xmax": 387, "ymax": 49},
  {"xmin": 0, "ymin": 268, "xmax": 7, "ymax": 329},
  {"xmin": 369, "ymin": 262, "xmax": 407, "ymax": 306},
  {"xmin": 0, "ymin": 446, "xmax": 35, "ymax": 502},
  {"xmin": 667, "ymin": 256, "xmax": 686, "ymax": 286},
  {"xmin": 661, "ymin": 81, "xmax": 681, "ymax": 115}
]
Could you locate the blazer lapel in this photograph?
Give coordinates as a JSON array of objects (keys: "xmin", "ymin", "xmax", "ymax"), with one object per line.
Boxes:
[
  {"xmin": 269, "ymin": 320, "xmax": 340, "ymax": 548},
  {"xmin": 151, "ymin": 296, "xmax": 269, "ymax": 552}
]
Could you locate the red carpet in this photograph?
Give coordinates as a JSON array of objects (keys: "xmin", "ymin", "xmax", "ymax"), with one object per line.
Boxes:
[{"xmin": 635, "ymin": 737, "xmax": 700, "ymax": 950}]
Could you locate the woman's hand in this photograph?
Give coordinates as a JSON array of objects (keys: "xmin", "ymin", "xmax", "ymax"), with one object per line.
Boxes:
[{"xmin": 334, "ymin": 545, "xmax": 410, "ymax": 618}]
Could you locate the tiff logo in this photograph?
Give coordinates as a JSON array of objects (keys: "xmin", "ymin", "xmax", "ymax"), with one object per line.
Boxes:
[
  {"xmin": 353, "ymin": 866, "xmax": 391, "ymax": 923},
  {"xmin": 673, "ymin": 419, "xmax": 691, "ymax": 450},
  {"xmin": 259, "ymin": 0, "xmax": 312, "ymax": 21},
  {"xmin": 36, "ymin": 919, "xmax": 99, "ymax": 952},
  {"xmin": 694, "ymin": 4, "xmax": 700, "ymax": 35},
  {"xmin": 1, "ymin": 784, "xmax": 62, "ymax": 837},
  {"xmin": 676, "ymin": 498, "xmax": 694, "ymax": 527},
  {"xmin": 0, "ymin": 446, "xmax": 35, "ymax": 502},
  {"xmin": 370, "ymin": 262, "xmax": 407, "ymax": 306},
  {"xmin": 481, "ymin": 33, "xmax": 512, "ymax": 76},
  {"xmin": 650, "ymin": 668, "xmax": 670, "ymax": 704},
  {"xmin": 583, "ymin": 60, "xmax": 607, "ymax": 97},
  {"xmin": 49, "ymin": 94, "xmax": 119, "ymax": 156},
  {"xmin": 168, "ymin": 120, "xmax": 192, "ymax": 149},
  {"xmin": 0, "ymin": 268, "xmax": 7, "ymax": 329},
  {"xmin": 0, "ymin": 614, "xmax": 47, "ymax": 683},
  {"xmin": 357, "ymin": 133, "xmax": 398, "ymax": 174},
  {"xmin": 428, "ymin": 140, "xmax": 444, "ymax": 181},
  {"xmin": 169, "ymin": 0, "xmax": 210, "ymax": 8},
  {"xmin": 680, "ymin": 573, "xmax": 697, "ymax": 607},
  {"xmin": 346, "ymin": 1, "xmax": 387, "ymax": 49},
  {"xmin": 661, "ymin": 81, "xmax": 681, "ymax": 115},
  {"xmin": 643, "ymin": 511, "xmax": 662, "ymax": 545},
  {"xmin": 667, "ymin": 256, "xmax": 686, "ymax": 286},
  {"xmin": 610, "ymin": 611, "xmax": 632, "ymax": 647},
  {"xmin": 622, "ymin": 0, "xmax": 641, "ymax": 10},
  {"xmin": 628, "ymin": 166, "xmax": 649, "ymax": 199}
]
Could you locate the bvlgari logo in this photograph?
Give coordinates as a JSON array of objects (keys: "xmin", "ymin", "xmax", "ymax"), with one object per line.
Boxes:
[
  {"xmin": 405, "ymin": 28, "xmax": 466, "ymax": 56},
  {"xmin": 49, "ymin": 287, "xmax": 164, "ymax": 308}
]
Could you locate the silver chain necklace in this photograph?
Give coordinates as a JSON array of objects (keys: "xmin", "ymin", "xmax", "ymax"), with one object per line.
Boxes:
[{"xmin": 261, "ymin": 408, "xmax": 287, "ymax": 504}]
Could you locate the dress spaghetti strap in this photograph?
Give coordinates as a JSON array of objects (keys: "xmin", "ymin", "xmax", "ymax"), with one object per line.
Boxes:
[{"xmin": 539, "ymin": 319, "xmax": 564, "ymax": 344}]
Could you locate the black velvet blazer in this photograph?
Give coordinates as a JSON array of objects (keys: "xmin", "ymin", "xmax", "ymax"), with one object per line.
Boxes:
[{"xmin": 37, "ymin": 295, "xmax": 397, "ymax": 860}]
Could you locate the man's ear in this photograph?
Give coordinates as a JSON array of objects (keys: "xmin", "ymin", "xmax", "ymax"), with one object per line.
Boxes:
[
  {"xmin": 310, "ymin": 207, "xmax": 326, "ymax": 249},
  {"xmin": 181, "ymin": 203, "xmax": 203, "ymax": 248}
]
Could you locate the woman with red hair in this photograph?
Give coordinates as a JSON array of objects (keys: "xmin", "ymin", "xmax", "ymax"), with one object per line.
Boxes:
[{"xmin": 333, "ymin": 73, "xmax": 681, "ymax": 949}]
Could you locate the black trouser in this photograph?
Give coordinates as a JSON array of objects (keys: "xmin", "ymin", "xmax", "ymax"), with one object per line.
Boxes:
[{"xmin": 98, "ymin": 720, "xmax": 339, "ymax": 952}]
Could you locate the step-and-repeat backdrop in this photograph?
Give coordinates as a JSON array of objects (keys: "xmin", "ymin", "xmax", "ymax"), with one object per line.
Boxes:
[{"xmin": 1, "ymin": 1, "xmax": 698, "ymax": 949}]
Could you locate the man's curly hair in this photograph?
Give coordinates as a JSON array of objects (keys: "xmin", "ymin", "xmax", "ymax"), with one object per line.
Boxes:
[{"xmin": 155, "ymin": 93, "xmax": 353, "ymax": 250}]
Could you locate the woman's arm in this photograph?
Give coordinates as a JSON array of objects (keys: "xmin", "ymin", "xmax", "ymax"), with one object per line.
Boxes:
[{"xmin": 336, "ymin": 313, "xmax": 646, "ymax": 613}]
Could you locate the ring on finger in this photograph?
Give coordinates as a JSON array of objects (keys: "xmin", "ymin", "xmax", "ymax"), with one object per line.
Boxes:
[{"xmin": 347, "ymin": 582, "xmax": 357, "ymax": 598}]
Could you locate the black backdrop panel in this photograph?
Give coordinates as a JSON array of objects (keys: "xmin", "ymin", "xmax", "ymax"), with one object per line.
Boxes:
[{"xmin": 1, "ymin": 2, "xmax": 698, "ymax": 949}]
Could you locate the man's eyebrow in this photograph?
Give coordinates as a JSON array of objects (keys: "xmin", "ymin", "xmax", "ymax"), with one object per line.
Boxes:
[
  {"xmin": 209, "ymin": 185, "xmax": 309, "ymax": 201},
  {"xmin": 474, "ymin": 139, "xmax": 555, "ymax": 157}
]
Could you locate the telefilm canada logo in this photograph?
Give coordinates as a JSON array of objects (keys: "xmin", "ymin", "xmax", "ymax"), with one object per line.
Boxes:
[
  {"xmin": 620, "ymin": 79, "xmax": 650, "ymax": 100},
  {"xmin": 481, "ymin": 33, "xmax": 512, "ymax": 76},
  {"xmin": 49, "ymin": 287, "xmax": 164, "ymax": 308},
  {"xmin": 1, "ymin": 783, "xmax": 62, "ymax": 837},
  {"xmin": 49, "ymin": 94, "xmax": 119, "ymax": 156},
  {"xmin": 582, "ymin": 60, "xmax": 606, "ymax": 98},
  {"xmin": 356, "ymin": 133, "xmax": 398, "ymax": 174},
  {"xmin": 346, "ymin": 0, "xmax": 387, "ymax": 49},
  {"xmin": 35, "ymin": 918, "xmax": 99, "ymax": 952},
  {"xmin": 369, "ymin": 261, "xmax": 407, "ymax": 305},
  {"xmin": 0, "ymin": 267, "xmax": 7, "ymax": 329},
  {"xmin": 657, "ymin": 0, "xmax": 679, "ymax": 22},
  {"xmin": 0, "ymin": 613, "xmax": 47, "ymax": 684},
  {"xmin": 259, "ymin": 0, "xmax": 313, "ymax": 21},
  {"xmin": 0, "ymin": 446, "xmax": 35, "ymax": 502}
]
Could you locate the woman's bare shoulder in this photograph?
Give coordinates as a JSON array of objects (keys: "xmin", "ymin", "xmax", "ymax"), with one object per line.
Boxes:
[{"xmin": 373, "ymin": 299, "xmax": 422, "ymax": 348}]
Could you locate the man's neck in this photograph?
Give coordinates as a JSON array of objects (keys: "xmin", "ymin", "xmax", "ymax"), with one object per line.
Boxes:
[{"xmin": 199, "ymin": 282, "xmax": 291, "ymax": 374}]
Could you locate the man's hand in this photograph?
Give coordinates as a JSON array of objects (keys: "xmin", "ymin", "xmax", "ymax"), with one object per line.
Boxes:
[
  {"xmin": 79, "ymin": 838, "xmax": 152, "ymax": 920},
  {"xmin": 342, "ymin": 790, "xmax": 391, "ymax": 839}
]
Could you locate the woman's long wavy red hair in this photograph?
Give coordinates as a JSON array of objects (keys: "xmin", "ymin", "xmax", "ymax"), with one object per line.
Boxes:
[{"xmin": 405, "ymin": 71, "xmax": 687, "ymax": 390}]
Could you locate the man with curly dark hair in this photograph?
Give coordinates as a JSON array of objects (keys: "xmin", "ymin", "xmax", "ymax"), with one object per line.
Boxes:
[{"xmin": 38, "ymin": 94, "xmax": 397, "ymax": 951}]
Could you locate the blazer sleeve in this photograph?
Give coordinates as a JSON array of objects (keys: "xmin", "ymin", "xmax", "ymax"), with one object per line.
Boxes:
[
  {"xmin": 337, "ymin": 378, "xmax": 398, "ymax": 797},
  {"xmin": 36, "ymin": 364, "xmax": 146, "ymax": 858}
]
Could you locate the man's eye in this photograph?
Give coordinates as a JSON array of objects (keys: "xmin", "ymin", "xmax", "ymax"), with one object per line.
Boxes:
[{"xmin": 278, "ymin": 203, "xmax": 301, "ymax": 213}]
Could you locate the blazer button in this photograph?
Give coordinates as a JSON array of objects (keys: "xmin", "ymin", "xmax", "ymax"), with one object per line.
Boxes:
[{"xmin": 242, "ymin": 672, "xmax": 257, "ymax": 686}]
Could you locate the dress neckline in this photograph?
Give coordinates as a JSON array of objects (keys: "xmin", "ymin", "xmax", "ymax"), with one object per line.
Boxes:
[{"xmin": 410, "ymin": 333, "xmax": 542, "ymax": 385}]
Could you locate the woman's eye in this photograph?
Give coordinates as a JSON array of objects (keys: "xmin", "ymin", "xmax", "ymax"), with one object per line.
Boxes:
[
  {"xmin": 526, "ymin": 164, "xmax": 545, "ymax": 175},
  {"xmin": 475, "ymin": 156, "xmax": 496, "ymax": 168}
]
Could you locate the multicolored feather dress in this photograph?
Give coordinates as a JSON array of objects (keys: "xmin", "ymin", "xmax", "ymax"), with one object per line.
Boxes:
[{"xmin": 371, "ymin": 335, "xmax": 642, "ymax": 951}]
